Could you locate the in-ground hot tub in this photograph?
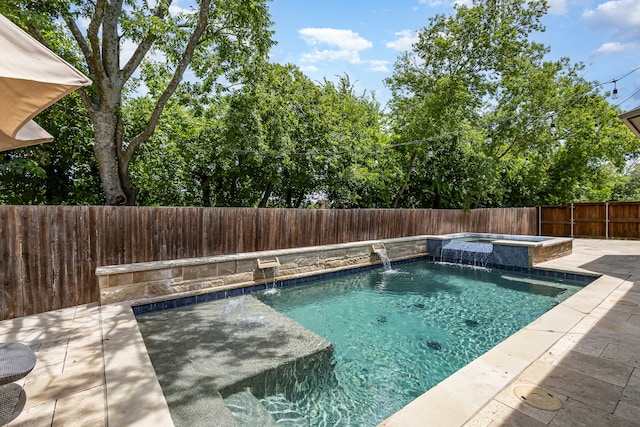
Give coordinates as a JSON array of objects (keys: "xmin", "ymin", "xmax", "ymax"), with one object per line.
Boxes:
[{"xmin": 426, "ymin": 233, "xmax": 573, "ymax": 268}]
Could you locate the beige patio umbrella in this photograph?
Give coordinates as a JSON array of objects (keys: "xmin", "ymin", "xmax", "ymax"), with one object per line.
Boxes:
[{"xmin": 0, "ymin": 13, "xmax": 91, "ymax": 151}]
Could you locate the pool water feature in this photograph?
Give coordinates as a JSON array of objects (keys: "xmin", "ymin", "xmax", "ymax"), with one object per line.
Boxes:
[
  {"xmin": 427, "ymin": 233, "xmax": 573, "ymax": 268},
  {"xmin": 440, "ymin": 240, "xmax": 493, "ymax": 267},
  {"xmin": 248, "ymin": 261, "xmax": 585, "ymax": 426}
]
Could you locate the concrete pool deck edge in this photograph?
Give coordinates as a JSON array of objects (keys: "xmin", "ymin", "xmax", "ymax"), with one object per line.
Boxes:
[
  {"xmin": 101, "ymin": 303, "xmax": 174, "ymax": 426},
  {"xmin": 3, "ymin": 239, "xmax": 639, "ymax": 426},
  {"xmin": 381, "ymin": 240, "xmax": 640, "ymax": 426}
]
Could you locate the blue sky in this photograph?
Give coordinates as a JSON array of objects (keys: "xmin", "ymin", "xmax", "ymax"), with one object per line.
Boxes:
[{"xmin": 268, "ymin": 0, "xmax": 640, "ymax": 111}]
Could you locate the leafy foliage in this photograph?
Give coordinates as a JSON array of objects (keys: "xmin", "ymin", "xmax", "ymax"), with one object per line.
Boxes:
[
  {"xmin": 0, "ymin": 94, "xmax": 102, "ymax": 205},
  {"xmin": 2, "ymin": 0, "xmax": 275, "ymax": 205},
  {"xmin": 130, "ymin": 65, "xmax": 390, "ymax": 208},
  {"xmin": 385, "ymin": 0, "xmax": 640, "ymax": 209},
  {"xmin": 2, "ymin": 0, "xmax": 639, "ymax": 208}
]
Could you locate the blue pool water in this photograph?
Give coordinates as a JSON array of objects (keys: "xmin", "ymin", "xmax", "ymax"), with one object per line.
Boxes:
[{"xmin": 254, "ymin": 261, "xmax": 584, "ymax": 426}]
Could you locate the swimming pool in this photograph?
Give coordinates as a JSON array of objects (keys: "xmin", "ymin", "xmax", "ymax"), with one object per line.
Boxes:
[
  {"xmin": 137, "ymin": 260, "xmax": 587, "ymax": 426},
  {"xmin": 254, "ymin": 262, "xmax": 584, "ymax": 426}
]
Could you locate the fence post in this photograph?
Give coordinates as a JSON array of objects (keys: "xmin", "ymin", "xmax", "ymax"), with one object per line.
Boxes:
[
  {"xmin": 538, "ymin": 206, "xmax": 541, "ymax": 236},
  {"xmin": 570, "ymin": 203, "xmax": 574, "ymax": 238},
  {"xmin": 605, "ymin": 202, "xmax": 609, "ymax": 239}
]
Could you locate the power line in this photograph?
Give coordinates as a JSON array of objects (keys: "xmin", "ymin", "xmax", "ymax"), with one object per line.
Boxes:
[
  {"xmin": 195, "ymin": 65, "xmax": 640, "ymax": 161},
  {"xmin": 611, "ymin": 65, "xmax": 640, "ymax": 85},
  {"xmin": 615, "ymin": 86, "xmax": 640, "ymax": 109}
]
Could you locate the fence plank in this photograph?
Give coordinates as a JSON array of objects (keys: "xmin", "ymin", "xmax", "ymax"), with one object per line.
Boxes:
[
  {"xmin": 540, "ymin": 202, "xmax": 640, "ymax": 239},
  {"xmin": 1, "ymin": 205, "xmax": 541, "ymax": 320}
]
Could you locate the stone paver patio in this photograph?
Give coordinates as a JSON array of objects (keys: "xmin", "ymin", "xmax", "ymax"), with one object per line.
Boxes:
[{"xmin": 1, "ymin": 238, "xmax": 639, "ymax": 426}]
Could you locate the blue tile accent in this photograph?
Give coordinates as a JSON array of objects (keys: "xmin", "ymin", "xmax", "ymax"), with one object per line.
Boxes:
[{"xmin": 132, "ymin": 254, "xmax": 596, "ymax": 316}]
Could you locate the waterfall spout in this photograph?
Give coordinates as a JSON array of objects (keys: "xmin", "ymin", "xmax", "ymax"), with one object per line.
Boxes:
[
  {"xmin": 440, "ymin": 241, "xmax": 493, "ymax": 267},
  {"xmin": 372, "ymin": 243, "xmax": 392, "ymax": 270}
]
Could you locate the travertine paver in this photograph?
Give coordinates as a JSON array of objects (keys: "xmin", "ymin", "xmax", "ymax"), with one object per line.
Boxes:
[
  {"xmin": 458, "ymin": 239, "xmax": 640, "ymax": 427},
  {"xmin": 0, "ymin": 304, "xmax": 108, "ymax": 426},
  {"xmin": 1, "ymin": 238, "xmax": 640, "ymax": 426},
  {"xmin": 1, "ymin": 303, "xmax": 173, "ymax": 426}
]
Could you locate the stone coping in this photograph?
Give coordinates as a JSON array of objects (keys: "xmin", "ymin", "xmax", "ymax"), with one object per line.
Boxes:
[
  {"xmin": 425, "ymin": 233, "xmax": 573, "ymax": 248},
  {"xmin": 96, "ymin": 236, "xmax": 429, "ymax": 305},
  {"xmin": 95, "ymin": 235, "xmax": 429, "ymax": 275},
  {"xmin": 101, "ymin": 303, "xmax": 174, "ymax": 426},
  {"xmin": 120, "ymin": 246, "xmax": 597, "ymax": 427},
  {"xmin": 5, "ymin": 239, "xmax": 637, "ymax": 426},
  {"xmin": 0, "ymin": 239, "xmax": 640, "ymax": 427}
]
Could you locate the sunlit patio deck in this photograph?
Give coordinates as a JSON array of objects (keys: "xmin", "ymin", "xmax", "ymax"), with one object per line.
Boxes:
[{"xmin": 1, "ymin": 239, "xmax": 639, "ymax": 426}]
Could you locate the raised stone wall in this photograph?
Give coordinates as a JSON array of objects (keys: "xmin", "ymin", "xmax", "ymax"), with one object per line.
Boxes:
[
  {"xmin": 531, "ymin": 239, "xmax": 573, "ymax": 264},
  {"xmin": 96, "ymin": 236, "xmax": 428, "ymax": 305}
]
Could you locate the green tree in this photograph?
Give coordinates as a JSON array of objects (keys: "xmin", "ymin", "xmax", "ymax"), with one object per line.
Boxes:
[
  {"xmin": 386, "ymin": 0, "xmax": 548, "ymax": 208},
  {"xmin": 319, "ymin": 76, "xmax": 395, "ymax": 208},
  {"xmin": 186, "ymin": 63, "xmax": 325, "ymax": 208},
  {"xmin": 127, "ymin": 66, "xmax": 390, "ymax": 208},
  {"xmin": 610, "ymin": 162, "xmax": 640, "ymax": 201},
  {"xmin": 484, "ymin": 52, "xmax": 639, "ymax": 206},
  {"xmin": 0, "ymin": 93, "xmax": 101, "ymax": 205},
  {"xmin": 385, "ymin": 0, "xmax": 640, "ymax": 208},
  {"xmin": 3, "ymin": 0, "xmax": 274, "ymax": 205}
]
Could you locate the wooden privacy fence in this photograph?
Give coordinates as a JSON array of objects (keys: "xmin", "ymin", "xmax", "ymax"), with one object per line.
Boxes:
[
  {"xmin": 540, "ymin": 201, "xmax": 640, "ymax": 239},
  {"xmin": 1, "ymin": 206, "xmax": 537, "ymax": 320}
]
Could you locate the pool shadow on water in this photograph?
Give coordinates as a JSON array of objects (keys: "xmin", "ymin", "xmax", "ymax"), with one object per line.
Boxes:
[{"xmin": 136, "ymin": 296, "xmax": 336, "ymax": 426}]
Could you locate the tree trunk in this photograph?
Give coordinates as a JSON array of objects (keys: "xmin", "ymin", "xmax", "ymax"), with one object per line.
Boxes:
[
  {"xmin": 199, "ymin": 173, "xmax": 212, "ymax": 207},
  {"xmin": 285, "ymin": 188, "xmax": 293, "ymax": 208},
  {"xmin": 93, "ymin": 112, "xmax": 127, "ymax": 205},
  {"xmin": 392, "ymin": 152, "xmax": 418, "ymax": 208},
  {"xmin": 432, "ymin": 188, "xmax": 441, "ymax": 209},
  {"xmin": 118, "ymin": 158, "xmax": 138, "ymax": 206},
  {"xmin": 258, "ymin": 181, "xmax": 274, "ymax": 208},
  {"xmin": 293, "ymin": 190, "xmax": 305, "ymax": 208}
]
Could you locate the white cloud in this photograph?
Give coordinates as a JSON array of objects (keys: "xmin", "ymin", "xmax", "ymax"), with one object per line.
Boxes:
[
  {"xmin": 169, "ymin": 4, "xmax": 195, "ymax": 16},
  {"xmin": 453, "ymin": 0, "xmax": 473, "ymax": 8},
  {"xmin": 301, "ymin": 49, "xmax": 363, "ymax": 64},
  {"xmin": 583, "ymin": 0, "xmax": 640, "ymax": 35},
  {"xmin": 120, "ymin": 39, "xmax": 138, "ymax": 67},
  {"xmin": 385, "ymin": 30, "xmax": 419, "ymax": 52},
  {"xmin": 583, "ymin": 0, "xmax": 640, "ymax": 56},
  {"xmin": 299, "ymin": 28, "xmax": 372, "ymax": 51},
  {"xmin": 298, "ymin": 28, "xmax": 372, "ymax": 65},
  {"xmin": 547, "ymin": 0, "xmax": 568, "ymax": 16},
  {"xmin": 419, "ymin": 0, "xmax": 444, "ymax": 6},
  {"xmin": 300, "ymin": 65, "xmax": 319, "ymax": 73},
  {"xmin": 591, "ymin": 41, "xmax": 639, "ymax": 56},
  {"xmin": 368, "ymin": 60, "xmax": 390, "ymax": 72},
  {"xmin": 78, "ymin": 17, "xmax": 91, "ymax": 31}
]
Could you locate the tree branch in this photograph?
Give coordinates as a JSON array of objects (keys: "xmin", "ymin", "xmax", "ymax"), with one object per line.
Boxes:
[
  {"xmin": 121, "ymin": 0, "xmax": 170, "ymax": 82},
  {"xmin": 62, "ymin": 15, "xmax": 93, "ymax": 72},
  {"xmin": 76, "ymin": 88, "xmax": 96, "ymax": 121},
  {"xmin": 101, "ymin": 0, "xmax": 124, "ymax": 82},
  {"xmin": 497, "ymin": 138, "xmax": 519, "ymax": 160},
  {"xmin": 122, "ymin": 0, "xmax": 213, "ymax": 164},
  {"xmin": 82, "ymin": 0, "xmax": 109, "ymax": 92},
  {"xmin": 23, "ymin": 22, "xmax": 49, "ymax": 46}
]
